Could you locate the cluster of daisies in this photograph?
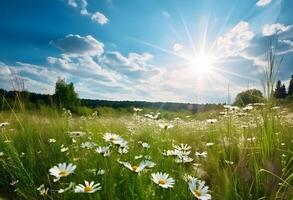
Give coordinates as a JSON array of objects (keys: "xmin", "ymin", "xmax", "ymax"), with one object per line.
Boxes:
[{"xmin": 44, "ymin": 132, "xmax": 211, "ymax": 199}]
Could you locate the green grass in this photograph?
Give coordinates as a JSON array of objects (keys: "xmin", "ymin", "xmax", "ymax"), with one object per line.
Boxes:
[{"xmin": 0, "ymin": 106, "xmax": 292, "ymax": 200}]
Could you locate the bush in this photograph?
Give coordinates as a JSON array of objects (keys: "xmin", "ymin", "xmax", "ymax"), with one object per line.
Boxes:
[{"xmin": 234, "ymin": 89, "xmax": 264, "ymax": 106}]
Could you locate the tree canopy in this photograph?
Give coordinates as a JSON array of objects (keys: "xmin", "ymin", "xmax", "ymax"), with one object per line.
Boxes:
[
  {"xmin": 54, "ymin": 78, "xmax": 80, "ymax": 110},
  {"xmin": 234, "ymin": 89, "xmax": 264, "ymax": 106}
]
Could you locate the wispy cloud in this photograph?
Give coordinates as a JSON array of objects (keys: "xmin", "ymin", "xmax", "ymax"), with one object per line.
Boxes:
[
  {"xmin": 162, "ymin": 11, "xmax": 171, "ymax": 19},
  {"xmin": 262, "ymin": 23, "xmax": 293, "ymax": 36},
  {"xmin": 172, "ymin": 43, "xmax": 183, "ymax": 52},
  {"xmin": 256, "ymin": 0, "xmax": 272, "ymax": 7}
]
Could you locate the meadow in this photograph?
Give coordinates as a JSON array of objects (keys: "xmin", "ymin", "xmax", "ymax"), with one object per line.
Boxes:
[{"xmin": 0, "ymin": 104, "xmax": 292, "ymax": 200}]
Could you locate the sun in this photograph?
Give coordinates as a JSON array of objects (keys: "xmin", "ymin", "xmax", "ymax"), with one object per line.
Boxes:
[{"xmin": 189, "ymin": 54, "xmax": 214, "ymax": 75}]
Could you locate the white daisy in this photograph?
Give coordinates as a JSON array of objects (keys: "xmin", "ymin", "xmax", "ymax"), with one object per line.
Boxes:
[
  {"xmin": 206, "ymin": 119, "xmax": 217, "ymax": 124},
  {"xmin": 151, "ymin": 172, "xmax": 175, "ymax": 189},
  {"xmin": 159, "ymin": 123, "xmax": 174, "ymax": 130},
  {"xmin": 49, "ymin": 163, "xmax": 76, "ymax": 182},
  {"xmin": 0, "ymin": 122, "xmax": 9, "ymax": 127},
  {"xmin": 37, "ymin": 184, "xmax": 49, "ymax": 196},
  {"xmin": 142, "ymin": 160, "xmax": 156, "ymax": 169},
  {"xmin": 195, "ymin": 151, "xmax": 208, "ymax": 158},
  {"xmin": 96, "ymin": 146, "xmax": 111, "ymax": 157},
  {"xmin": 48, "ymin": 138, "xmax": 56, "ymax": 143},
  {"xmin": 188, "ymin": 177, "xmax": 211, "ymax": 200},
  {"xmin": 74, "ymin": 181, "xmax": 101, "ymax": 193},
  {"xmin": 119, "ymin": 161, "xmax": 146, "ymax": 173}
]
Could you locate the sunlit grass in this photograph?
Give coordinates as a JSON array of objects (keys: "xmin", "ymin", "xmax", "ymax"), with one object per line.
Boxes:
[{"xmin": 0, "ymin": 105, "xmax": 292, "ymax": 199}]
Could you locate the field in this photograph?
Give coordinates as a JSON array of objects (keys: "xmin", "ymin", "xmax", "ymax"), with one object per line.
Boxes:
[{"xmin": 0, "ymin": 105, "xmax": 293, "ymax": 200}]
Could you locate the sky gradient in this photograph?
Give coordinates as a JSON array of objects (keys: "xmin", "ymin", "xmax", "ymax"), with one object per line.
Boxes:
[{"xmin": 0, "ymin": 0, "xmax": 293, "ymax": 103}]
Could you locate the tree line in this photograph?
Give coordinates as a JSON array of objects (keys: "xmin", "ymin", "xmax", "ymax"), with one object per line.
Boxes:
[{"xmin": 274, "ymin": 75, "xmax": 293, "ymax": 99}]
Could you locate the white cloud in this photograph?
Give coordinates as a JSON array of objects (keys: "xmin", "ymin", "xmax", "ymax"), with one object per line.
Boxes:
[
  {"xmin": 50, "ymin": 34, "xmax": 104, "ymax": 56},
  {"xmin": 91, "ymin": 12, "xmax": 109, "ymax": 25},
  {"xmin": 172, "ymin": 43, "xmax": 183, "ymax": 52},
  {"xmin": 162, "ymin": 11, "xmax": 171, "ymax": 19},
  {"xmin": 68, "ymin": 0, "xmax": 87, "ymax": 8},
  {"xmin": 216, "ymin": 21, "xmax": 254, "ymax": 57},
  {"xmin": 67, "ymin": 0, "xmax": 109, "ymax": 25},
  {"xmin": 256, "ymin": 0, "xmax": 272, "ymax": 7},
  {"xmin": 262, "ymin": 23, "xmax": 292, "ymax": 36}
]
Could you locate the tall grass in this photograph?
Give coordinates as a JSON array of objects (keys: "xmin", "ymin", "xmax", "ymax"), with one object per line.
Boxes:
[{"xmin": 0, "ymin": 104, "xmax": 292, "ymax": 199}]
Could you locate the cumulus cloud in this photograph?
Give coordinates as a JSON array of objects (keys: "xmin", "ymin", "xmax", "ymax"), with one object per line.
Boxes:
[
  {"xmin": 262, "ymin": 23, "xmax": 293, "ymax": 36},
  {"xmin": 50, "ymin": 34, "xmax": 104, "ymax": 56},
  {"xmin": 256, "ymin": 0, "xmax": 272, "ymax": 7},
  {"xmin": 216, "ymin": 21, "xmax": 254, "ymax": 57},
  {"xmin": 172, "ymin": 43, "xmax": 183, "ymax": 52},
  {"xmin": 67, "ymin": 0, "xmax": 109, "ymax": 25},
  {"xmin": 91, "ymin": 12, "xmax": 109, "ymax": 25}
]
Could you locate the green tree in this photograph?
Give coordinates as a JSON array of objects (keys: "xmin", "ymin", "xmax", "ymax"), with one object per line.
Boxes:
[
  {"xmin": 54, "ymin": 78, "xmax": 80, "ymax": 110},
  {"xmin": 288, "ymin": 75, "xmax": 293, "ymax": 96},
  {"xmin": 274, "ymin": 80, "xmax": 287, "ymax": 99},
  {"xmin": 234, "ymin": 89, "xmax": 264, "ymax": 106},
  {"xmin": 274, "ymin": 80, "xmax": 282, "ymax": 98}
]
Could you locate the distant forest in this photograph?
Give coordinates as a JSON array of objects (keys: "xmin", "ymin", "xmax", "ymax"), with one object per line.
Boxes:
[{"xmin": 0, "ymin": 88, "xmax": 221, "ymax": 113}]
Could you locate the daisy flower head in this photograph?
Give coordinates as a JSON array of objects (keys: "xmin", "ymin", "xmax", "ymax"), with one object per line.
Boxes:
[
  {"xmin": 119, "ymin": 161, "xmax": 146, "ymax": 173},
  {"xmin": 151, "ymin": 172, "xmax": 175, "ymax": 189},
  {"xmin": 75, "ymin": 181, "xmax": 101, "ymax": 193},
  {"xmin": 49, "ymin": 163, "xmax": 76, "ymax": 182},
  {"xmin": 103, "ymin": 132, "xmax": 122, "ymax": 144},
  {"xmin": 96, "ymin": 146, "xmax": 111, "ymax": 157},
  {"xmin": 188, "ymin": 177, "xmax": 211, "ymax": 200},
  {"xmin": 37, "ymin": 184, "xmax": 49, "ymax": 196},
  {"xmin": 159, "ymin": 123, "xmax": 174, "ymax": 130}
]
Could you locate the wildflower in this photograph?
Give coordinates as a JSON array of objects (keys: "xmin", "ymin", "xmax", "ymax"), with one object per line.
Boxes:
[
  {"xmin": 195, "ymin": 151, "xmax": 208, "ymax": 158},
  {"xmin": 0, "ymin": 122, "xmax": 9, "ymax": 127},
  {"xmin": 97, "ymin": 169, "xmax": 105, "ymax": 175},
  {"xmin": 206, "ymin": 119, "xmax": 217, "ymax": 124},
  {"xmin": 75, "ymin": 181, "xmax": 101, "ymax": 193},
  {"xmin": 188, "ymin": 177, "xmax": 211, "ymax": 200},
  {"xmin": 133, "ymin": 108, "xmax": 143, "ymax": 112},
  {"xmin": 103, "ymin": 132, "xmax": 123, "ymax": 144},
  {"xmin": 81, "ymin": 141, "xmax": 96, "ymax": 149},
  {"xmin": 175, "ymin": 156, "xmax": 194, "ymax": 163},
  {"xmin": 138, "ymin": 141, "xmax": 150, "ymax": 149},
  {"xmin": 159, "ymin": 123, "xmax": 174, "ymax": 130},
  {"xmin": 48, "ymin": 138, "xmax": 56, "ymax": 143},
  {"xmin": 49, "ymin": 163, "xmax": 76, "ymax": 182},
  {"xmin": 243, "ymin": 105, "xmax": 253, "ymax": 111},
  {"xmin": 60, "ymin": 144, "xmax": 69, "ymax": 152},
  {"xmin": 134, "ymin": 155, "xmax": 144, "ymax": 160},
  {"xmin": 142, "ymin": 160, "xmax": 156, "ymax": 169},
  {"xmin": 96, "ymin": 146, "xmax": 111, "ymax": 157},
  {"xmin": 151, "ymin": 172, "xmax": 175, "ymax": 189},
  {"xmin": 173, "ymin": 143, "xmax": 191, "ymax": 151},
  {"xmin": 37, "ymin": 184, "xmax": 49, "ymax": 196},
  {"xmin": 206, "ymin": 143, "xmax": 214, "ymax": 147},
  {"xmin": 68, "ymin": 131, "xmax": 86, "ymax": 138},
  {"xmin": 225, "ymin": 160, "xmax": 234, "ymax": 165},
  {"xmin": 10, "ymin": 180, "xmax": 19, "ymax": 186},
  {"xmin": 119, "ymin": 161, "xmax": 146, "ymax": 173}
]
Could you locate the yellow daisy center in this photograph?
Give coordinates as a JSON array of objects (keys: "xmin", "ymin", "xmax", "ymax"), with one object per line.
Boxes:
[
  {"xmin": 58, "ymin": 170, "xmax": 68, "ymax": 177},
  {"xmin": 159, "ymin": 179, "xmax": 166, "ymax": 185},
  {"xmin": 84, "ymin": 186, "xmax": 93, "ymax": 192},
  {"xmin": 132, "ymin": 165, "xmax": 138, "ymax": 171},
  {"xmin": 194, "ymin": 189, "xmax": 202, "ymax": 197}
]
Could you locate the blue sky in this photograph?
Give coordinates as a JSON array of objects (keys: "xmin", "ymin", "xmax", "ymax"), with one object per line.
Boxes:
[{"xmin": 0, "ymin": 0, "xmax": 293, "ymax": 103}]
